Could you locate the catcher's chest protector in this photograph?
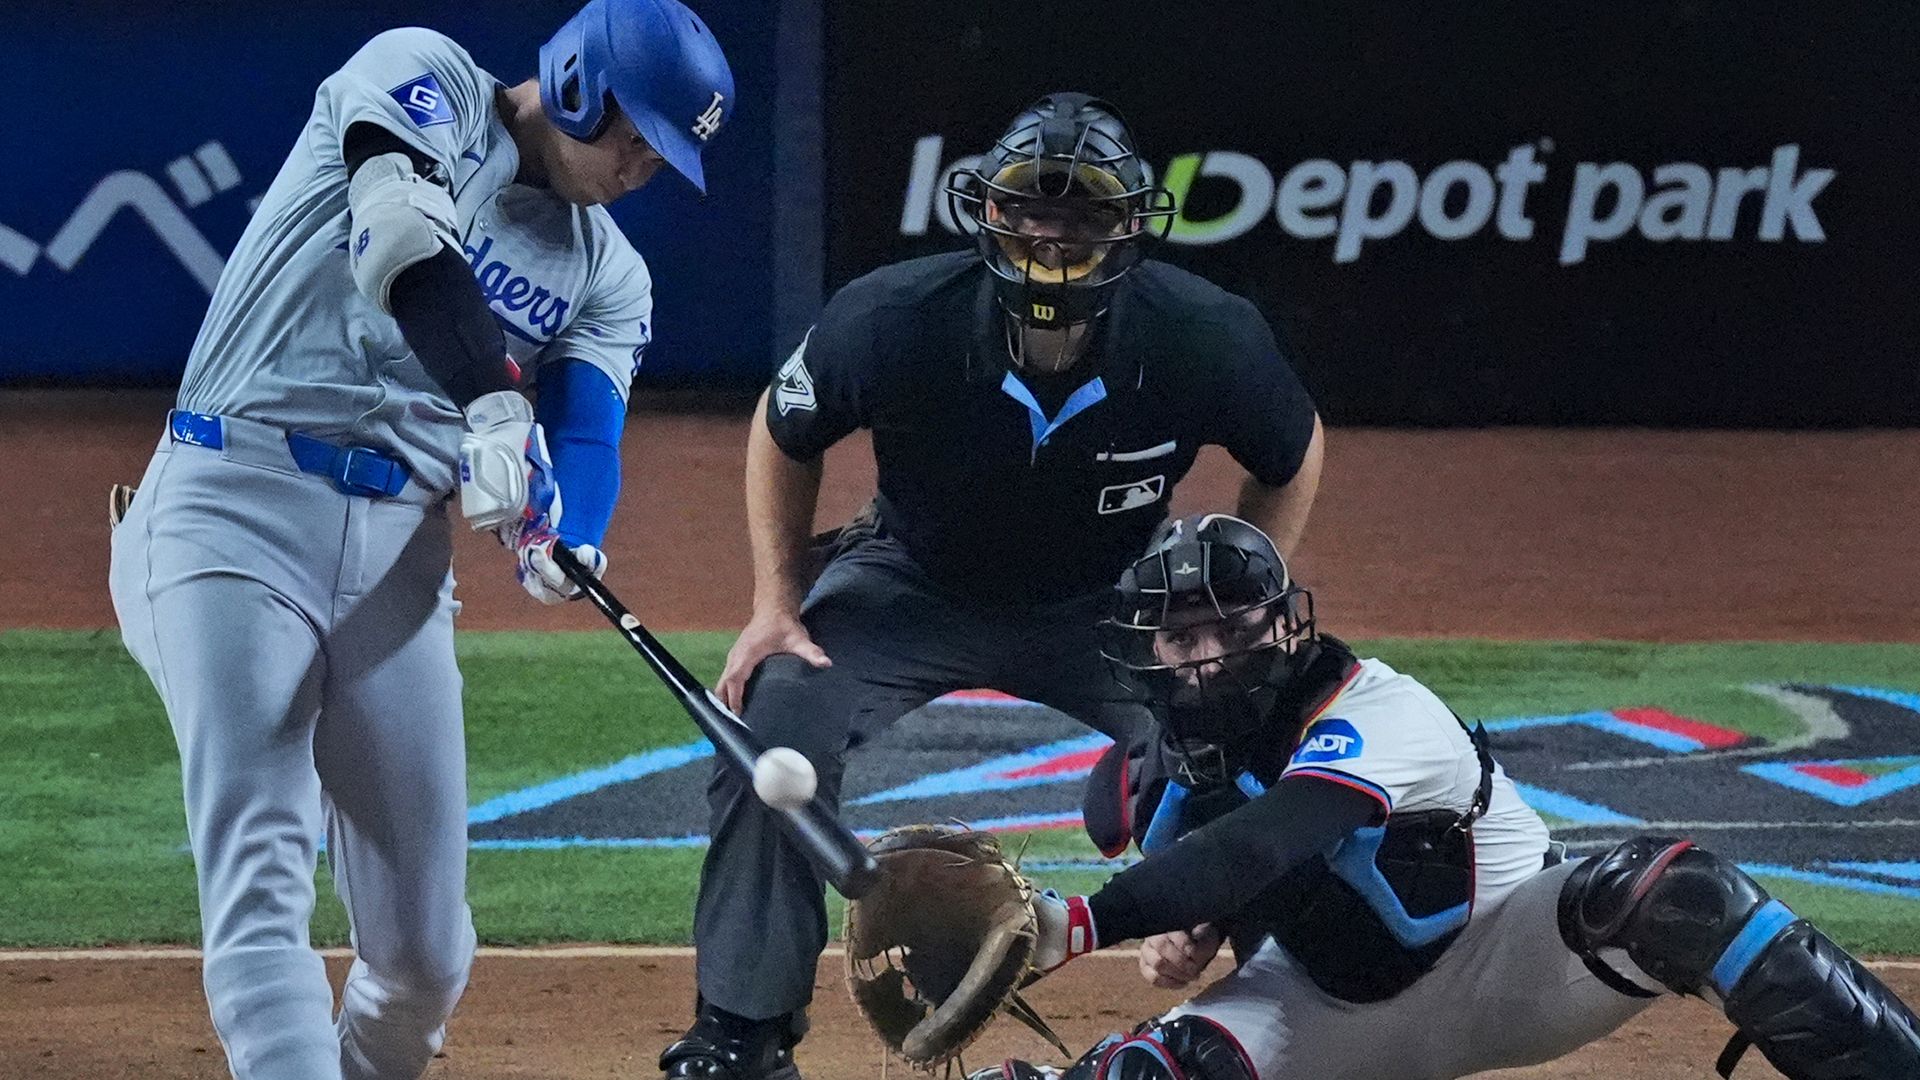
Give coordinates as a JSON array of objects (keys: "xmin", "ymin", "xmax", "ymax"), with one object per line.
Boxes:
[{"xmin": 1104, "ymin": 731, "xmax": 1496, "ymax": 1003}]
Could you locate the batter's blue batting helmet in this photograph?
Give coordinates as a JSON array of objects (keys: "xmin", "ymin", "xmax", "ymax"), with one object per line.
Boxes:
[{"xmin": 539, "ymin": 0, "xmax": 735, "ymax": 193}]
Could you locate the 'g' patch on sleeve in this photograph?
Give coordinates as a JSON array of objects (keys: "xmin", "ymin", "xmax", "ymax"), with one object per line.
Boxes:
[
  {"xmin": 389, "ymin": 72, "xmax": 456, "ymax": 128},
  {"xmin": 1292, "ymin": 717, "xmax": 1365, "ymax": 764}
]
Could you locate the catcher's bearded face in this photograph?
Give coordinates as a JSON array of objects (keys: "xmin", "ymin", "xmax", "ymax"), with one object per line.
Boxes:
[
  {"xmin": 1153, "ymin": 600, "xmax": 1290, "ymax": 672},
  {"xmin": 1151, "ymin": 597, "xmax": 1295, "ymax": 715}
]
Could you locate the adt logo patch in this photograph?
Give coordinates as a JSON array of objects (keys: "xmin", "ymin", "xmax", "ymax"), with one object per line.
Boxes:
[
  {"xmin": 389, "ymin": 72, "xmax": 455, "ymax": 128},
  {"xmin": 1293, "ymin": 718, "xmax": 1365, "ymax": 764}
]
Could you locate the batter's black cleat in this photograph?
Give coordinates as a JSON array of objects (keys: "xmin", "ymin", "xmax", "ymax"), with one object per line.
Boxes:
[{"xmin": 659, "ymin": 1003, "xmax": 805, "ymax": 1080}]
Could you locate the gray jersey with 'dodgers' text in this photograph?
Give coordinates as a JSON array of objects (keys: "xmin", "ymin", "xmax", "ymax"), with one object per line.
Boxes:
[{"xmin": 178, "ymin": 27, "xmax": 651, "ymax": 493}]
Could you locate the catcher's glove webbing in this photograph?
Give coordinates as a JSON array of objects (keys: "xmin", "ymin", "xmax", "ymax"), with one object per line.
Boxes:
[{"xmin": 844, "ymin": 825, "xmax": 1069, "ymax": 1070}]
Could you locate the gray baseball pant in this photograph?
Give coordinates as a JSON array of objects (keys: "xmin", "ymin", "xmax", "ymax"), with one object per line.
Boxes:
[
  {"xmin": 1165, "ymin": 859, "xmax": 1657, "ymax": 1078},
  {"xmin": 109, "ymin": 416, "xmax": 475, "ymax": 1080}
]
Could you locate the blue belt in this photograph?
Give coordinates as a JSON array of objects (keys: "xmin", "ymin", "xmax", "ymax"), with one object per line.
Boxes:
[{"xmin": 168, "ymin": 409, "xmax": 413, "ymax": 499}]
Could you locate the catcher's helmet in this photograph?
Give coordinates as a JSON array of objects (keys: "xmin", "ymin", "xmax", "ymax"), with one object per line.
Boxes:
[
  {"xmin": 539, "ymin": 0, "xmax": 735, "ymax": 193},
  {"xmin": 1104, "ymin": 513, "xmax": 1316, "ymax": 777},
  {"xmin": 947, "ymin": 92, "xmax": 1175, "ymax": 333}
]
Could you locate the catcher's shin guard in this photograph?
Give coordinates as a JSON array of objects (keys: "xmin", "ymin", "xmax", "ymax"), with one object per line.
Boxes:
[
  {"xmin": 1713, "ymin": 917, "xmax": 1920, "ymax": 1079},
  {"xmin": 1559, "ymin": 837, "xmax": 1920, "ymax": 1079}
]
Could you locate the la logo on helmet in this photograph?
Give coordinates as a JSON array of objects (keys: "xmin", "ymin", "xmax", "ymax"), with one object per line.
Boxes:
[{"xmin": 691, "ymin": 91, "xmax": 725, "ymax": 141}]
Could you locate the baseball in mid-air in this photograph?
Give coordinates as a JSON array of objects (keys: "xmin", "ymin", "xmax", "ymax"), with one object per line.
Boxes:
[
  {"xmin": 752, "ymin": 746, "xmax": 817, "ymax": 810},
  {"xmin": 618, "ymin": 614, "xmax": 640, "ymax": 631}
]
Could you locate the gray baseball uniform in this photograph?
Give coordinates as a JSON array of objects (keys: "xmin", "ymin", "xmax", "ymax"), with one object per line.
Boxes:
[
  {"xmin": 1157, "ymin": 659, "xmax": 1654, "ymax": 1078},
  {"xmin": 109, "ymin": 27, "xmax": 647, "ymax": 1080}
]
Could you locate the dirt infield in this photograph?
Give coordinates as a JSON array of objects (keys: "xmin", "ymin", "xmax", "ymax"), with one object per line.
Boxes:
[
  {"xmin": 12, "ymin": 950, "xmax": 1916, "ymax": 1079},
  {"xmin": 7, "ymin": 388, "xmax": 1920, "ymax": 1078},
  {"xmin": 14, "ymin": 389, "xmax": 1920, "ymax": 640}
]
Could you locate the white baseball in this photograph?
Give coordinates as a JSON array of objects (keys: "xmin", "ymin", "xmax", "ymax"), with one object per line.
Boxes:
[
  {"xmin": 752, "ymin": 746, "xmax": 817, "ymax": 811},
  {"xmin": 619, "ymin": 614, "xmax": 640, "ymax": 631}
]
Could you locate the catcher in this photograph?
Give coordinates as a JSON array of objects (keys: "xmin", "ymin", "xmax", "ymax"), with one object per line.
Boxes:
[{"xmin": 855, "ymin": 513, "xmax": 1920, "ymax": 1080}]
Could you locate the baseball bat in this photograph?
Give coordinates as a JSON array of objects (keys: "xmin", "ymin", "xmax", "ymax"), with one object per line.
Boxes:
[{"xmin": 552, "ymin": 545, "xmax": 882, "ymax": 899}]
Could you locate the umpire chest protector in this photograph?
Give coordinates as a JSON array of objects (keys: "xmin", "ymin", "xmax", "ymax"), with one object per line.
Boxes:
[
  {"xmin": 1087, "ymin": 699, "xmax": 1497, "ymax": 1004},
  {"xmin": 763, "ymin": 252, "xmax": 1318, "ymax": 603}
]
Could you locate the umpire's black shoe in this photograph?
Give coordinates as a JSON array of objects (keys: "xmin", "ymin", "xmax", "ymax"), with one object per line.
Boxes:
[{"xmin": 659, "ymin": 1004, "xmax": 805, "ymax": 1080}]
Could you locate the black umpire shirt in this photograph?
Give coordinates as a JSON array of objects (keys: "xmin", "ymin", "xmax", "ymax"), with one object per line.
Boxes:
[{"xmin": 765, "ymin": 251, "xmax": 1317, "ymax": 605}]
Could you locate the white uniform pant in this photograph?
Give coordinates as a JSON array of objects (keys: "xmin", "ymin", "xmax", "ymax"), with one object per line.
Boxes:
[
  {"xmin": 1166, "ymin": 860, "xmax": 1656, "ymax": 1079},
  {"xmin": 109, "ymin": 419, "xmax": 476, "ymax": 1080}
]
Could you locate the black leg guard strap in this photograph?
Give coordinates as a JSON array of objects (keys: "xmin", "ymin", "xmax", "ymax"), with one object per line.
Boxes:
[{"xmin": 1714, "ymin": 916, "xmax": 1920, "ymax": 1079}]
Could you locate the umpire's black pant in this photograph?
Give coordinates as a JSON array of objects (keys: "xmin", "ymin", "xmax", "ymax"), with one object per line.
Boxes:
[{"xmin": 691, "ymin": 533, "xmax": 1150, "ymax": 1021}]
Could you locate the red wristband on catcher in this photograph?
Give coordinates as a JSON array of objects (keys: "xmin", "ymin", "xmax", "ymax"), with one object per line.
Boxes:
[{"xmin": 1063, "ymin": 894, "xmax": 1098, "ymax": 965}]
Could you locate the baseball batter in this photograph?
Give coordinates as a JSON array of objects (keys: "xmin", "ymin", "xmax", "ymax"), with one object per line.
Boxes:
[
  {"xmin": 984, "ymin": 514, "xmax": 1920, "ymax": 1080},
  {"xmin": 105, "ymin": 3, "xmax": 732, "ymax": 1078}
]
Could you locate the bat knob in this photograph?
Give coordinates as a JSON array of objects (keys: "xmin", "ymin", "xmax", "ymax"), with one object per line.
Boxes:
[{"xmin": 837, "ymin": 854, "xmax": 884, "ymax": 899}]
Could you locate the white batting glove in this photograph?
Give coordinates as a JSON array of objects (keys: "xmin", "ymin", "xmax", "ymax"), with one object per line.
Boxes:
[
  {"xmin": 498, "ymin": 523, "xmax": 606, "ymax": 605},
  {"xmin": 459, "ymin": 390, "xmax": 559, "ymax": 532},
  {"xmin": 1032, "ymin": 889, "xmax": 1098, "ymax": 973}
]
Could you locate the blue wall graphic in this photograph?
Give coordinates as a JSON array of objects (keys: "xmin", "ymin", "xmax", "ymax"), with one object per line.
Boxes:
[{"xmin": 0, "ymin": 1, "xmax": 776, "ymax": 384}]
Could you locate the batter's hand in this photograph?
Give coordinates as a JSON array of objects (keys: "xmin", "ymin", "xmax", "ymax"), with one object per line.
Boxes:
[
  {"xmin": 716, "ymin": 609, "xmax": 830, "ymax": 712},
  {"xmin": 459, "ymin": 390, "xmax": 557, "ymax": 533},
  {"xmin": 501, "ymin": 523, "xmax": 606, "ymax": 605},
  {"xmin": 1138, "ymin": 924, "xmax": 1222, "ymax": 989}
]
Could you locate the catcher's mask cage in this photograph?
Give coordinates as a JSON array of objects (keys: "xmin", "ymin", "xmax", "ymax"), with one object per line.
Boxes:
[
  {"xmin": 946, "ymin": 92, "xmax": 1176, "ymax": 344},
  {"xmin": 1103, "ymin": 514, "xmax": 1316, "ymax": 781}
]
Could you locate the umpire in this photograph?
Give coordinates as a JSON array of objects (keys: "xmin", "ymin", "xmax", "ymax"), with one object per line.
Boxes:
[{"xmin": 660, "ymin": 92, "xmax": 1326, "ymax": 1079}]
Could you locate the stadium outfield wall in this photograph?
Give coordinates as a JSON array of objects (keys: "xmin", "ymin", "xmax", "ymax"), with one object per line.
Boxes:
[{"xmin": 4, "ymin": 2, "xmax": 1915, "ymax": 426}]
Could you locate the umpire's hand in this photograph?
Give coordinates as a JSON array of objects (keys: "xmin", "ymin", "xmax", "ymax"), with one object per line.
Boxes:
[
  {"xmin": 716, "ymin": 609, "xmax": 832, "ymax": 713},
  {"xmin": 1138, "ymin": 924, "xmax": 1223, "ymax": 989}
]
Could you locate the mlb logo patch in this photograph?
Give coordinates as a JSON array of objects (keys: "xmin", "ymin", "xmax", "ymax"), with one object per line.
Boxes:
[
  {"xmin": 389, "ymin": 72, "xmax": 455, "ymax": 128},
  {"xmin": 1097, "ymin": 474, "xmax": 1165, "ymax": 514},
  {"xmin": 1293, "ymin": 717, "xmax": 1365, "ymax": 763}
]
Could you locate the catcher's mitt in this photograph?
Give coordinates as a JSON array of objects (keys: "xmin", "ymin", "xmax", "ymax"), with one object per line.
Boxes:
[{"xmin": 844, "ymin": 825, "xmax": 1068, "ymax": 1070}]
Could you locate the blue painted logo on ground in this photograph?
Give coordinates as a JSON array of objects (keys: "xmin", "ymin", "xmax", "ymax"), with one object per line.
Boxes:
[{"xmin": 466, "ymin": 685, "xmax": 1920, "ymax": 901}]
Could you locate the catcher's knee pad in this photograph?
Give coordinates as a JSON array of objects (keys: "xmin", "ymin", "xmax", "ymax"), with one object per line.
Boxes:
[
  {"xmin": 1054, "ymin": 1016, "xmax": 1257, "ymax": 1080},
  {"xmin": 1559, "ymin": 837, "xmax": 1920, "ymax": 1079},
  {"xmin": 1557, "ymin": 836, "xmax": 1769, "ymax": 996}
]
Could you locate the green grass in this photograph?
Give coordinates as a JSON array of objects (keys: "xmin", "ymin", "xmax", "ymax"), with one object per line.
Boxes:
[{"xmin": 3, "ymin": 630, "xmax": 1917, "ymax": 951}]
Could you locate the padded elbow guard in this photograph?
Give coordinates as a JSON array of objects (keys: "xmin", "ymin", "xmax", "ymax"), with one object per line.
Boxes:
[
  {"xmin": 347, "ymin": 151, "xmax": 460, "ymax": 313},
  {"xmin": 1560, "ymin": 837, "xmax": 1920, "ymax": 1079}
]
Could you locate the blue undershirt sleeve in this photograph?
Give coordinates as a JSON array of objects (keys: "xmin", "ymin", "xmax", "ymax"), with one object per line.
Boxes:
[{"xmin": 535, "ymin": 358, "xmax": 626, "ymax": 549}]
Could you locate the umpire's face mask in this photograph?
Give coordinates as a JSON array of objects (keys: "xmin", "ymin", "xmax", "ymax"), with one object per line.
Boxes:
[{"xmin": 985, "ymin": 187, "xmax": 1133, "ymax": 284}]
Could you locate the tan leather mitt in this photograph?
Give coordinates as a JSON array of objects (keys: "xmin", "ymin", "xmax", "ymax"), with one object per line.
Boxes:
[{"xmin": 844, "ymin": 824, "xmax": 1067, "ymax": 1070}]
